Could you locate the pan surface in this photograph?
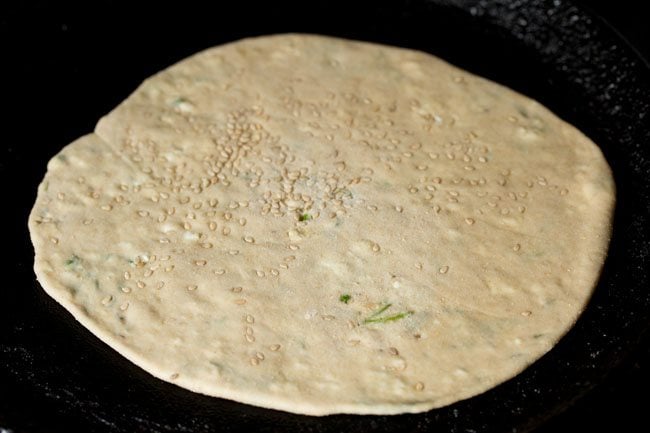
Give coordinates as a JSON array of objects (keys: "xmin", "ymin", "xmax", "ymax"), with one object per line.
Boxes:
[{"xmin": 1, "ymin": 0, "xmax": 649, "ymax": 432}]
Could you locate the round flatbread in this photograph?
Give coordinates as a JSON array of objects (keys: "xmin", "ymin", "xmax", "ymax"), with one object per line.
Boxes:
[{"xmin": 28, "ymin": 34, "xmax": 614, "ymax": 415}]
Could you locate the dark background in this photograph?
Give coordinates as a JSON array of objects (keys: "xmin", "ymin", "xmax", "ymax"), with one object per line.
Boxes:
[
  {"xmin": 0, "ymin": 1, "xmax": 648, "ymax": 432},
  {"xmin": 529, "ymin": 3, "xmax": 649, "ymax": 431},
  {"xmin": 577, "ymin": 0, "xmax": 649, "ymax": 61}
]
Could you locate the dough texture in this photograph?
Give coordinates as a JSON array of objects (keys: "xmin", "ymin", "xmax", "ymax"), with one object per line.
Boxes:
[{"xmin": 29, "ymin": 34, "xmax": 614, "ymax": 415}]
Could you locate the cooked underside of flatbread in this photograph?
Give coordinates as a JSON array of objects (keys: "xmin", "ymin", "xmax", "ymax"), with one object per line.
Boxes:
[{"xmin": 28, "ymin": 34, "xmax": 614, "ymax": 415}]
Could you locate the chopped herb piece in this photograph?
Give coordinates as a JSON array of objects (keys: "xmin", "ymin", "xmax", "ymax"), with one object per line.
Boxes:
[
  {"xmin": 367, "ymin": 303, "xmax": 392, "ymax": 319},
  {"xmin": 64, "ymin": 255, "xmax": 80, "ymax": 266},
  {"xmin": 339, "ymin": 294, "xmax": 351, "ymax": 304},
  {"xmin": 299, "ymin": 213, "xmax": 312, "ymax": 222},
  {"xmin": 362, "ymin": 303, "xmax": 413, "ymax": 325},
  {"xmin": 363, "ymin": 311, "xmax": 414, "ymax": 324},
  {"xmin": 171, "ymin": 96, "xmax": 187, "ymax": 107}
]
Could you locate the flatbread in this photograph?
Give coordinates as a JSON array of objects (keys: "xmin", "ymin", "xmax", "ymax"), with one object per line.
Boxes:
[{"xmin": 28, "ymin": 34, "xmax": 615, "ymax": 415}]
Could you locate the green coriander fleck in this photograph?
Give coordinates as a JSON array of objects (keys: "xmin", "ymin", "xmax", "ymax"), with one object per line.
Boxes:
[
  {"xmin": 171, "ymin": 96, "xmax": 187, "ymax": 107},
  {"xmin": 339, "ymin": 294, "xmax": 351, "ymax": 304},
  {"xmin": 64, "ymin": 255, "xmax": 80, "ymax": 266},
  {"xmin": 363, "ymin": 311, "xmax": 414, "ymax": 324},
  {"xmin": 367, "ymin": 303, "xmax": 392, "ymax": 319},
  {"xmin": 362, "ymin": 303, "xmax": 413, "ymax": 325}
]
